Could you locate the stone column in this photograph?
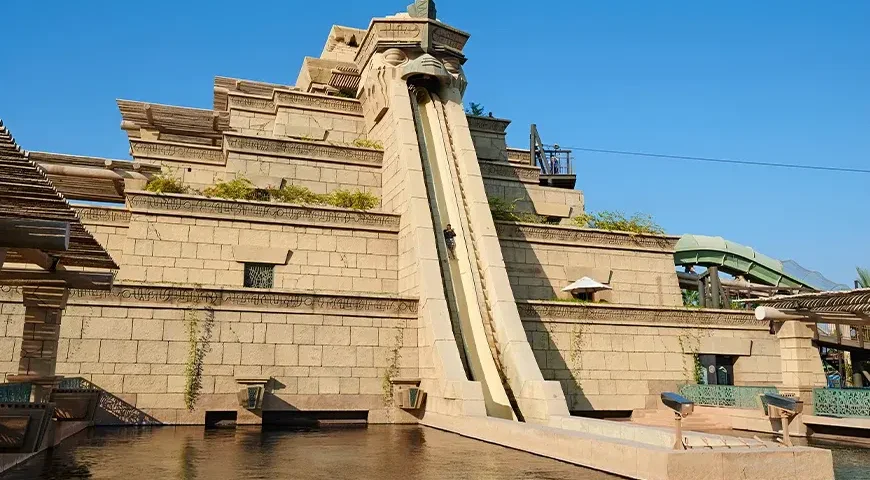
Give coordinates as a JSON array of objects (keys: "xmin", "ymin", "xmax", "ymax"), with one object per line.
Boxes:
[
  {"xmin": 13, "ymin": 285, "xmax": 69, "ymax": 402},
  {"xmin": 776, "ymin": 320, "xmax": 826, "ymax": 410}
]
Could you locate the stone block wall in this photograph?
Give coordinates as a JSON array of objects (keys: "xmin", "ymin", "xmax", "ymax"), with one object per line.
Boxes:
[
  {"xmin": 484, "ymin": 178, "xmax": 584, "ymax": 217},
  {"xmin": 519, "ymin": 302, "xmax": 781, "ymax": 412},
  {"xmin": 498, "ymin": 227, "xmax": 682, "ymax": 307},
  {"xmin": 225, "ymin": 151, "xmax": 381, "ymax": 196},
  {"xmin": 0, "ymin": 287, "xmax": 419, "ymax": 425},
  {"xmin": 117, "ymin": 208, "xmax": 399, "ymax": 294},
  {"xmin": 274, "ymin": 106, "xmax": 366, "ymax": 145}
]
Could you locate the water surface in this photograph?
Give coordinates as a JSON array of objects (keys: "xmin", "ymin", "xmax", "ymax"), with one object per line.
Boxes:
[{"xmin": 4, "ymin": 425, "xmax": 619, "ymax": 480}]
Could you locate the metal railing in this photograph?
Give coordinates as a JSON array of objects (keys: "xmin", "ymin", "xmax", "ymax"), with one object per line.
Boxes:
[
  {"xmin": 530, "ymin": 124, "xmax": 573, "ymax": 176},
  {"xmin": 0, "ymin": 383, "xmax": 33, "ymax": 403},
  {"xmin": 679, "ymin": 384, "xmax": 778, "ymax": 410},
  {"xmin": 813, "ymin": 388, "xmax": 870, "ymax": 418},
  {"xmin": 57, "ymin": 377, "xmax": 99, "ymax": 390}
]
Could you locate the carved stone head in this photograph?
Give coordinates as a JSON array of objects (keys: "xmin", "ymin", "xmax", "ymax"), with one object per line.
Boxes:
[{"xmin": 407, "ymin": 0, "xmax": 436, "ymax": 20}]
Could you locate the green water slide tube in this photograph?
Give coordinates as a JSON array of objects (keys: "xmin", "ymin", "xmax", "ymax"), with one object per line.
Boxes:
[{"xmin": 674, "ymin": 234, "xmax": 817, "ymax": 290}]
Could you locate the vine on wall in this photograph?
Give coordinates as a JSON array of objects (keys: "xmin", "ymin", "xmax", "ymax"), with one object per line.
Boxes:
[
  {"xmin": 677, "ymin": 329, "xmax": 709, "ymax": 385},
  {"xmin": 184, "ymin": 307, "xmax": 215, "ymax": 411},
  {"xmin": 382, "ymin": 326, "xmax": 404, "ymax": 407},
  {"xmin": 569, "ymin": 324, "xmax": 585, "ymax": 374}
]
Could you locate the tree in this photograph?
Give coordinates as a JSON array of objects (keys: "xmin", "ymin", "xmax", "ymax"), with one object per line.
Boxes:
[
  {"xmin": 857, "ymin": 267, "xmax": 870, "ymax": 288},
  {"xmin": 465, "ymin": 102, "xmax": 485, "ymax": 116}
]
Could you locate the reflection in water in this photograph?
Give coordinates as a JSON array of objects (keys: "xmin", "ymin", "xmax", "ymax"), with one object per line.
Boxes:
[
  {"xmin": 7, "ymin": 425, "xmax": 870, "ymax": 480},
  {"xmin": 4, "ymin": 426, "xmax": 620, "ymax": 480}
]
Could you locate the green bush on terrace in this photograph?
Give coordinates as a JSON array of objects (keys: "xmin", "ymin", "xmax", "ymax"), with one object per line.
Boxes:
[
  {"xmin": 202, "ymin": 178, "xmax": 262, "ymax": 201},
  {"xmin": 488, "ymin": 197, "xmax": 547, "ymax": 223},
  {"xmin": 572, "ymin": 211, "xmax": 665, "ymax": 235},
  {"xmin": 145, "ymin": 173, "xmax": 188, "ymax": 194},
  {"xmin": 351, "ymin": 138, "xmax": 384, "ymax": 150},
  {"xmin": 198, "ymin": 177, "xmax": 380, "ymax": 211}
]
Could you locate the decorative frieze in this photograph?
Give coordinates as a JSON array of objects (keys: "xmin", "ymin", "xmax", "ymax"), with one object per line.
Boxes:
[
  {"xmin": 130, "ymin": 140, "xmax": 224, "ymax": 166},
  {"xmin": 224, "ymin": 134, "xmax": 382, "ymax": 167},
  {"xmin": 275, "ymin": 91, "xmax": 362, "ymax": 116},
  {"xmin": 0, "ymin": 285, "xmax": 417, "ymax": 318},
  {"xmin": 496, "ymin": 222, "xmax": 678, "ymax": 253},
  {"xmin": 466, "ymin": 116, "xmax": 510, "ymax": 134},
  {"xmin": 127, "ymin": 192, "xmax": 400, "ymax": 232},
  {"xmin": 518, "ymin": 301, "xmax": 763, "ymax": 328},
  {"xmin": 227, "ymin": 94, "xmax": 277, "ymax": 114},
  {"xmin": 478, "ymin": 160, "xmax": 539, "ymax": 184},
  {"xmin": 431, "ymin": 24, "xmax": 469, "ymax": 51},
  {"xmin": 75, "ymin": 207, "xmax": 131, "ymax": 226},
  {"xmin": 507, "ymin": 148, "xmax": 532, "ymax": 164}
]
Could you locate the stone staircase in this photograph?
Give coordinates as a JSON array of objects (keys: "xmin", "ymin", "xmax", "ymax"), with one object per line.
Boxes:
[{"xmin": 630, "ymin": 408, "xmax": 730, "ymax": 431}]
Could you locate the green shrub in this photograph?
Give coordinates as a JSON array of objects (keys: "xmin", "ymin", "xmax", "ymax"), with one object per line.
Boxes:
[
  {"xmin": 202, "ymin": 178, "xmax": 259, "ymax": 200},
  {"xmin": 325, "ymin": 189, "xmax": 379, "ymax": 210},
  {"xmin": 268, "ymin": 184, "xmax": 323, "ymax": 205},
  {"xmin": 572, "ymin": 210, "xmax": 664, "ymax": 235},
  {"xmin": 488, "ymin": 197, "xmax": 546, "ymax": 223},
  {"xmin": 465, "ymin": 102, "xmax": 486, "ymax": 116},
  {"xmin": 145, "ymin": 174, "xmax": 187, "ymax": 194},
  {"xmin": 352, "ymin": 138, "xmax": 384, "ymax": 150}
]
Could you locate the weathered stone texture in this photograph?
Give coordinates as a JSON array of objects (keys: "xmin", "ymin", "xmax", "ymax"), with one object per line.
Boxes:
[
  {"xmin": 116, "ymin": 212, "xmax": 398, "ymax": 295},
  {"xmin": 501, "ymin": 240, "xmax": 682, "ymax": 307},
  {"xmin": 523, "ymin": 316, "xmax": 781, "ymax": 412},
  {"xmin": 0, "ymin": 297, "xmax": 418, "ymax": 425}
]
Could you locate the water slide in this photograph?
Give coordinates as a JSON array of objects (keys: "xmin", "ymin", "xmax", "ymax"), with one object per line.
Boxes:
[
  {"xmin": 674, "ymin": 234, "xmax": 823, "ymax": 290},
  {"xmin": 409, "ymin": 84, "xmax": 518, "ymax": 420}
]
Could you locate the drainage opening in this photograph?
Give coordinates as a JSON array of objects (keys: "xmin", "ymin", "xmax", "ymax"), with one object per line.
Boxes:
[
  {"xmin": 205, "ymin": 411, "xmax": 238, "ymax": 429},
  {"xmin": 262, "ymin": 410, "xmax": 368, "ymax": 429}
]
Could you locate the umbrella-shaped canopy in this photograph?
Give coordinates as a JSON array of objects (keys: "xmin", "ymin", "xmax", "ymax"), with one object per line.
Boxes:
[{"xmin": 562, "ymin": 276, "xmax": 612, "ymax": 293}]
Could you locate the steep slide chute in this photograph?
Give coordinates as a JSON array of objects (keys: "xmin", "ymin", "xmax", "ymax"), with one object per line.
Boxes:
[{"xmin": 409, "ymin": 83, "xmax": 518, "ymax": 420}]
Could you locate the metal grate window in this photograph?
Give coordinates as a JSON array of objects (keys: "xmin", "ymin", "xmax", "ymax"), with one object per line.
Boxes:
[{"xmin": 243, "ymin": 263, "xmax": 274, "ymax": 289}]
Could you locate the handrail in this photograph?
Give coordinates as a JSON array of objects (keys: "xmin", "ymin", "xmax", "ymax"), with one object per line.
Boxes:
[
  {"xmin": 679, "ymin": 384, "xmax": 778, "ymax": 410},
  {"xmin": 814, "ymin": 387, "xmax": 870, "ymax": 418}
]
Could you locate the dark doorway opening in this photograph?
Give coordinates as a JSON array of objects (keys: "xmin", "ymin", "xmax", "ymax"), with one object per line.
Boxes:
[
  {"xmin": 261, "ymin": 410, "xmax": 368, "ymax": 430},
  {"xmin": 205, "ymin": 410, "xmax": 238, "ymax": 429}
]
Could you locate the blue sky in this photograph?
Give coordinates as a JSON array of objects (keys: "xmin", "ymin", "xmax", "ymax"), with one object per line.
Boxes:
[{"xmin": 2, "ymin": 0, "xmax": 868, "ymax": 285}]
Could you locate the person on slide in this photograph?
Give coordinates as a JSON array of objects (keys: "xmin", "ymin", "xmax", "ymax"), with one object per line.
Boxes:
[{"xmin": 443, "ymin": 224, "xmax": 457, "ymax": 259}]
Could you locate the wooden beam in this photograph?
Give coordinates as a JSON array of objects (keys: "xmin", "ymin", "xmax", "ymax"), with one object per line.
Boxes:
[
  {"xmin": 10, "ymin": 248, "xmax": 59, "ymax": 271},
  {"xmin": 0, "ymin": 218, "xmax": 70, "ymax": 251},
  {"xmin": 0, "ymin": 269, "xmax": 113, "ymax": 290},
  {"xmin": 0, "ymin": 248, "xmax": 5, "ymax": 268}
]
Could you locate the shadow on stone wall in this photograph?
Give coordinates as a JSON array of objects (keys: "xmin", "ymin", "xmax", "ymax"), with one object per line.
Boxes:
[{"xmin": 71, "ymin": 379, "xmax": 161, "ymax": 426}]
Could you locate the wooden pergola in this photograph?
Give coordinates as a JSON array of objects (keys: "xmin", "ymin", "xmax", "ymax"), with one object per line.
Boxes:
[{"xmin": 0, "ymin": 119, "xmax": 117, "ymax": 400}]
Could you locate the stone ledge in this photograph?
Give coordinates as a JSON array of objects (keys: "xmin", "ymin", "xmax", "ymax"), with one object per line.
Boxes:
[
  {"xmin": 75, "ymin": 207, "xmax": 131, "ymax": 227},
  {"xmin": 478, "ymin": 160, "xmax": 539, "ymax": 184},
  {"xmin": 496, "ymin": 222, "xmax": 679, "ymax": 253},
  {"xmin": 129, "ymin": 139, "xmax": 224, "ymax": 166},
  {"xmin": 224, "ymin": 133, "xmax": 382, "ymax": 168},
  {"xmin": 519, "ymin": 301, "xmax": 765, "ymax": 329},
  {"xmin": 466, "ymin": 115, "xmax": 510, "ymax": 134},
  {"xmin": 506, "ymin": 148, "xmax": 532, "ymax": 164},
  {"xmin": 0, "ymin": 284, "xmax": 418, "ymax": 318},
  {"xmin": 227, "ymin": 90, "xmax": 363, "ymax": 117},
  {"xmin": 126, "ymin": 191, "xmax": 400, "ymax": 233}
]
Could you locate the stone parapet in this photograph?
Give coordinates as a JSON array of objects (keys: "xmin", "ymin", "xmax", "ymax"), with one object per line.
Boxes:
[
  {"xmin": 496, "ymin": 222, "xmax": 679, "ymax": 253},
  {"xmin": 466, "ymin": 115, "xmax": 510, "ymax": 134},
  {"xmin": 74, "ymin": 207, "xmax": 131, "ymax": 227},
  {"xmin": 506, "ymin": 148, "xmax": 532, "ymax": 165},
  {"xmin": 226, "ymin": 90, "xmax": 363, "ymax": 117},
  {"xmin": 1, "ymin": 284, "xmax": 416, "ymax": 318},
  {"xmin": 224, "ymin": 133, "xmax": 382, "ymax": 167},
  {"xmin": 518, "ymin": 301, "xmax": 764, "ymax": 329},
  {"xmin": 130, "ymin": 139, "xmax": 225, "ymax": 166},
  {"xmin": 126, "ymin": 191, "xmax": 399, "ymax": 232},
  {"xmin": 478, "ymin": 160, "xmax": 539, "ymax": 185}
]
